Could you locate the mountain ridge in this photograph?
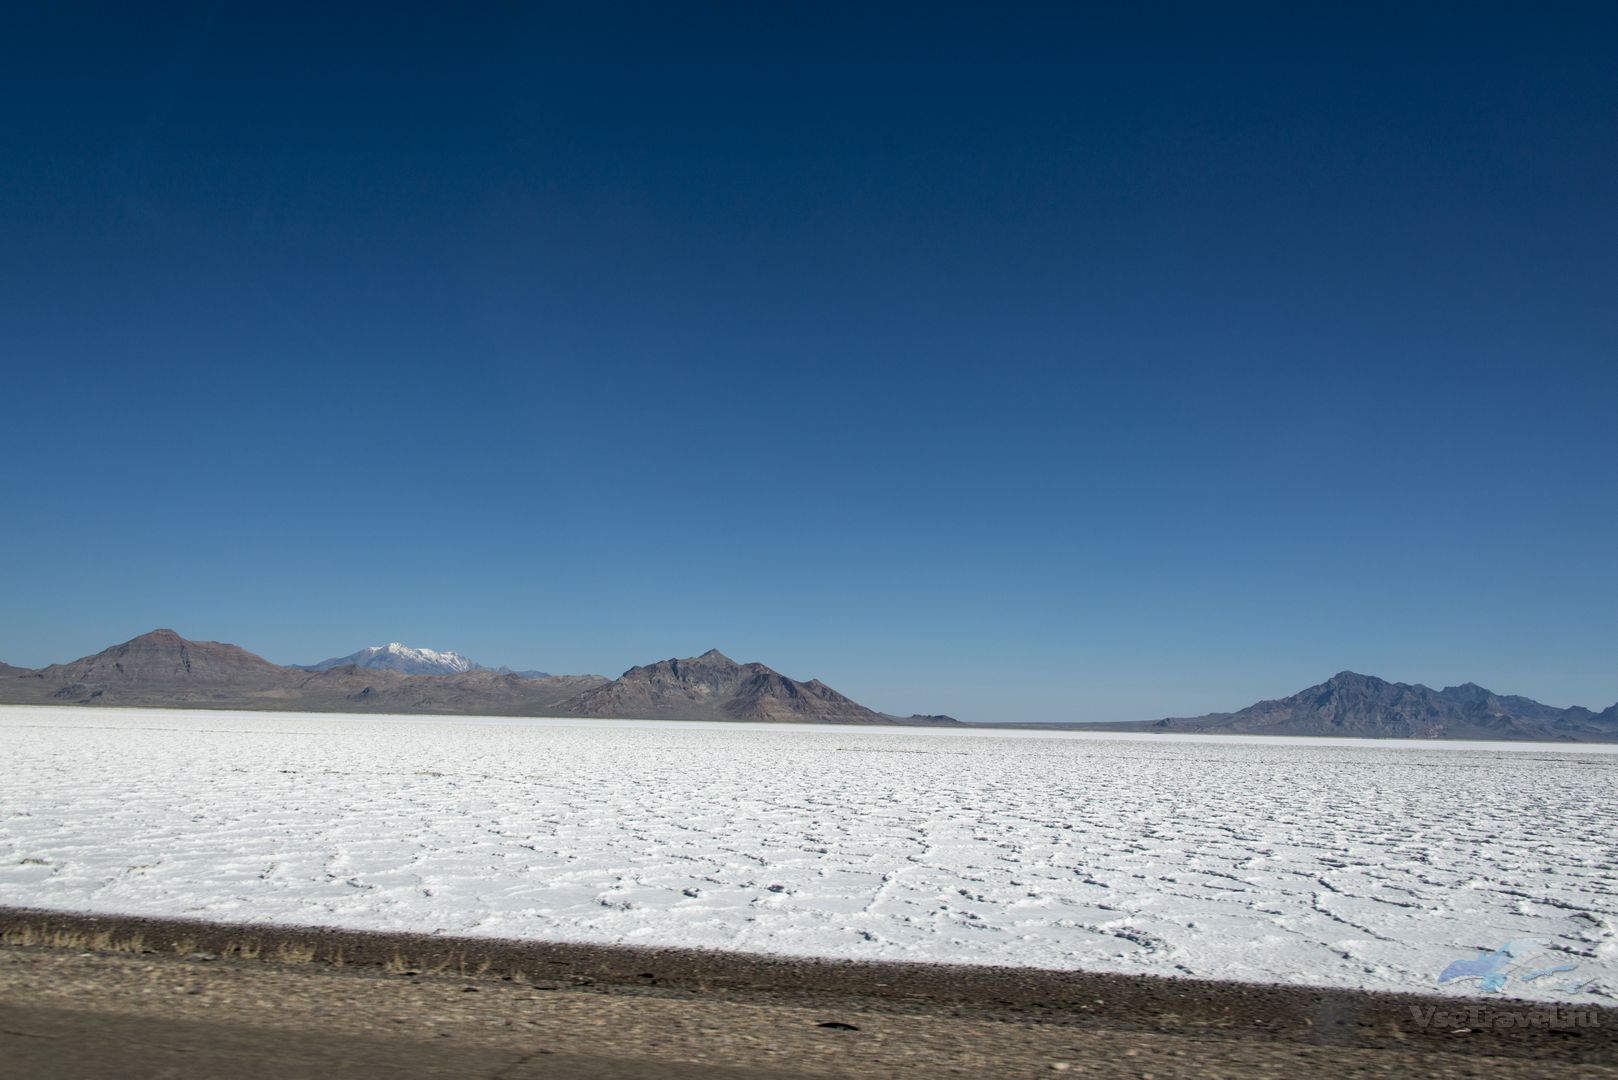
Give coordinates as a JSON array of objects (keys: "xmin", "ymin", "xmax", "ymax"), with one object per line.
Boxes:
[
  {"xmin": 3, "ymin": 632, "xmax": 1613, "ymax": 739},
  {"xmin": 1075, "ymin": 670, "xmax": 1618, "ymax": 741},
  {"xmin": 0, "ymin": 631, "xmax": 951, "ymax": 725}
]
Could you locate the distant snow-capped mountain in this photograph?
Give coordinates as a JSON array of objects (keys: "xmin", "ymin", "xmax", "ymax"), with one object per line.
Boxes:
[
  {"xmin": 299, "ymin": 642, "xmax": 476, "ymax": 675},
  {"xmin": 297, "ymin": 642, "xmax": 553, "ymax": 679},
  {"xmin": 298, "ymin": 643, "xmax": 469, "ymax": 676}
]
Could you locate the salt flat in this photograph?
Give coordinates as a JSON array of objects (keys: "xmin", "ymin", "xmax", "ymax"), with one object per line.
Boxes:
[{"xmin": 2, "ymin": 705, "xmax": 1613, "ymax": 1002}]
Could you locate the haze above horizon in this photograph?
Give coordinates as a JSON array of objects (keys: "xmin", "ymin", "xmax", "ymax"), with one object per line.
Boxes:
[{"xmin": 4, "ymin": 9, "xmax": 1614, "ymax": 723}]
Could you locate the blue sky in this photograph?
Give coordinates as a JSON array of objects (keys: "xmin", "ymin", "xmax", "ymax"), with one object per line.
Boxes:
[{"xmin": 3, "ymin": 8, "xmax": 1614, "ymax": 722}]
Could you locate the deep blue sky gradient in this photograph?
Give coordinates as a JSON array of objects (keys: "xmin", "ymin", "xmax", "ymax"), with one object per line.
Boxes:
[{"xmin": 3, "ymin": 8, "xmax": 1615, "ymax": 721}]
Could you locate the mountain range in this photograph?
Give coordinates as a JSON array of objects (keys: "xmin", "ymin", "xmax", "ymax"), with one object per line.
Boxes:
[
  {"xmin": 0, "ymin": 630, "xmax": 950, "ymax": 725},
  {"xmin": 3, "ymin": 631, "xmax": 1614, "ymax": 740},
  {"xmin": 1069, "ymin": 670, "xmax": 1618, "ymax": 742}
]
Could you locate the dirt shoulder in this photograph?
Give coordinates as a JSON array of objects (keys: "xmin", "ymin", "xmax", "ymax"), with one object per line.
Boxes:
[{"xmin": 2, "ymin": 907, "xmax": 1613, "ymax": 1078}]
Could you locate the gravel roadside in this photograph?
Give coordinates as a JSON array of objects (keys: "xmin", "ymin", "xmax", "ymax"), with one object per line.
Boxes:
[{"xmin": 2, "ymin": 907, "xmax": 1613, "ymax": 1078}]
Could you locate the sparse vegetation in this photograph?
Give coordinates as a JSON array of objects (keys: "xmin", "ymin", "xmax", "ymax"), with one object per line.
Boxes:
[
  {"xmin": 1, "ymin": 925, "xmax": 148, "ymax": 954},
  {"xmin": 2, "ymin": 917, "xmax": 511, "ymax": 987},
  {"xmin": 274, "ymin": 941, "xmax": 317, "ymax": 964},
  {"xmin": 227, "ymin": 939, "xmax": 263, "ymax": 960}
]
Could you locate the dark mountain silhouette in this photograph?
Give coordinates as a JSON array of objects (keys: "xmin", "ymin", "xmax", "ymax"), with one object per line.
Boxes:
[
  {"xmin": 1089, "ymin": 671, "xmax": 1618, "ymax": 741},
  {"xmin": 552, "ymin": 648, "xmax": 955, "ymax": 724},
  {"xmin": 0, "ymin": 631, "xmax": 951, "ymax": 724}
]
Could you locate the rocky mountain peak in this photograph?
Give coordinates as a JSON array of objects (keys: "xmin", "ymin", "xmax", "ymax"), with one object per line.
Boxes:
[
  {"xmin": 1322, "ymin": 671, "xmax": 1386, "ymax": 690},
  {"xmin": 561, "ymin": 649, "xmax": 938, "ymax": 724},
  {"xmin": 132, "ymin": 628, "xmax": 185, "ymax": 645}
]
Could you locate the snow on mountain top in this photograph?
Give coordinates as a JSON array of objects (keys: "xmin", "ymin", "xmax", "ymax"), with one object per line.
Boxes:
[
  {"xmin": 367, "ymin": 643, "xmax": 476, "ymax": 672},
  {"xmin": 301, "ymin": 642, "xmax": 478, "ymax": 676},
  {"xmin": 296, "ymin": 642, "xmax": 551, "ymax": 679}
]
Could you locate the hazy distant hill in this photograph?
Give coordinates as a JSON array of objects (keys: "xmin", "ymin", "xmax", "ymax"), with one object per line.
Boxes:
[
  {"xmin": 1082, "ymin": 671, "xmax": 1618, "ymax": 741},
  {"xmin": 0, "ymin": 630, "xmax": 950, "ymax": 724}
]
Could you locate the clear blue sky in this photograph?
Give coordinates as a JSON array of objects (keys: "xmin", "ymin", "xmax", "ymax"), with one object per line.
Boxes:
[{"xmin": 3, "ymin": 8, "xmax": 1614, "ymax": 722}]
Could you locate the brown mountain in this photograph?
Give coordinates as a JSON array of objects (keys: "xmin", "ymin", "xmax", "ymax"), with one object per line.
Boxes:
[
  {"xmin": 1084, "ymin": 671, "xmax": 1618, "ymax": 741},
  {"xmin": 552, "ymin": 648, "xmax": 954, "ymax": 724},
  {"xmin": 25, "ymin": 629, "xmax": 290, "ymax": 703},
  {"xmin": 0, "ymin": 629, "xmax": 605, "ymax": 714},
  {"xmin": 0, "ymin": 631, "xmax": 951, "ymax": 725}
]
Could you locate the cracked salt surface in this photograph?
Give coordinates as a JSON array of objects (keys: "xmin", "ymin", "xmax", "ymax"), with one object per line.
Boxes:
[{"xmin": 3, "ymin": 705, "xmax": 1613, "ymax": 1002}]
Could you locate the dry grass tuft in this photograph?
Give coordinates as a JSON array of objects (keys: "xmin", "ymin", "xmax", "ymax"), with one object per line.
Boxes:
[
  {"xmin": 274, "ymin": 941, "xmax": 317, "ymax": 964},
  {"xmin": 3, "ymin": 925, "xmax": 148, "ymax": 954},
  {"xmin": 3, "ymin": 921, "xmax": 506, "ymax": 983},
  {"xmin": 1, "ymin": 925, "xmax": 43, "ymax": 947}
]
